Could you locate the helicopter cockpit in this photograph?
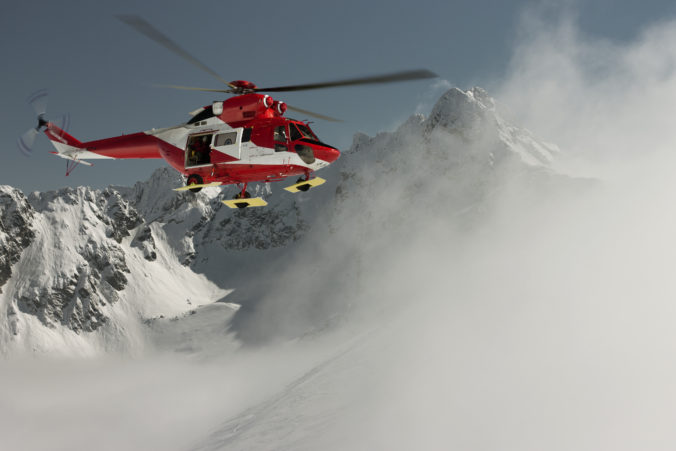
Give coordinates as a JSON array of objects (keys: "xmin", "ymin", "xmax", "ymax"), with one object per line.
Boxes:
[
  {"xmin": 273, "ymin": 122, "xmax": 322, "ymax": 151},
  {"xmin": 289, "ymin": 122, "xmax": 318, "ymax": 141}
]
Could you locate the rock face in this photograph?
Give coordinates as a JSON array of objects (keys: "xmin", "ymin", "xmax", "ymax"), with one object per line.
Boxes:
[
  {"xmin": 0, "ymin": 188, "xmax": 35, "ymax": 294},
  {"xmin": 204, "ymin": 205, "xmax": 308, "ymax": 251},
  {"xmin": 331, "ymin": 87, "xmax": 565, "ymax": 236},
  {"xmin": 0, "ymin": 86, "xmax": 583, "ymax": 355}
]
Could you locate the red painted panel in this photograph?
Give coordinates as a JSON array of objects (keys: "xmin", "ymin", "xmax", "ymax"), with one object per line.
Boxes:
[
  {"xmin": 83, "ymin": 133, "xmax": 164, "ymax": 159},
  {"xmin": 312, "ymin": 146, "xmax": 341, "ymax": 163},
  {"xmin": 157, "ymin": 140, "xmax": 186, "ymax": 172},
  {"xmin": 209, "ymin": 150, "xmax": 239, "ymax": 164},
  {"xmin": 218, "ymin": 93, "xmax": 282, "ymax": 128}
]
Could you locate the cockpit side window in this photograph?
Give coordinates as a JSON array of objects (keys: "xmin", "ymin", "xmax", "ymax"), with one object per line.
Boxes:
[
  {"xmin": 289, "ymin": 123, "xmax": 302, "ymax": 141},
  {"xmin": 296, "ymin": 123, "xmax": 317, "ymax": 140},
  {"xmin": 273, "ymin": 125, "xmax": 288, "ymax": 152},
  {"xmin": 273, "ymin": 126, "xmax": 287, "ymax": 142}
]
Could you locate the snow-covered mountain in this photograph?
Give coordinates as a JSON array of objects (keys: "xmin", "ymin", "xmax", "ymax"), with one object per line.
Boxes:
[
  {"xmin": 0, "ymin": 167, "xmax": 321, "ymax": 355},
  {"xmin": 0, "ymin": 87, "xmax": 576, "ymax": 356}
]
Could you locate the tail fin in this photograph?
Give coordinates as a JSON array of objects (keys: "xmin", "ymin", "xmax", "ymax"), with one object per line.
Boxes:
[
  {"xmin": 44, "ymin": 121, "xmax": 94, "ymax": 171},
  {"xmin": 19, "ymin": 90, "xmax": 92, "ymax": 172},
  {"xmin": 44, "ymin": 119, "xmax": 82, "ymax": 153}
]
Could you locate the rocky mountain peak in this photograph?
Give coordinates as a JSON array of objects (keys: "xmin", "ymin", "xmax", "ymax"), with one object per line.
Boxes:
[
  {"xmin": 425, "ymin": 87, "xmax": 496, "ymax": 136},
  {"xmin": 422, "ymin": 87, "xmax": 557, "ymax": 166}
]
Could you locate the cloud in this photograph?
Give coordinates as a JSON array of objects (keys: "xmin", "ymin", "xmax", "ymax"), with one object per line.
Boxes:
[
  {"xmin": 217, "ymin": 5, "xmax": 676, "ymax": 449},
  {"xmin": 414, "ymin": 78, "xmax": 454, "ymax": 115},
  {"xmin": 495, "ymin": 4, "xmax": 676, "ymax": 177}
]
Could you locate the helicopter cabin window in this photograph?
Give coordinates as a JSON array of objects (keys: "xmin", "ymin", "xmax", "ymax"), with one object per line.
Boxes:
[
  {"xmin": 215, "ymin": 132, "xmax": 237, "ymax": 147},
  {"xmin": 273, "ymin": 126, "xmax": 287, "ymax": 142},
  {"xmin": 186, "ymin": 134, "xmax": 213, "ymax": 167},
  {"xmin": 289, "ymin": 123, "xmax": 302, "ymax": 141},
  {"xmin": 296, "ymin": 123, "xmax": 317, "ymax": 140},
  {"xmin": 242, "ymin": 128, "xmax": 252, "ymax": 142},
  {"xmin": 273, "ymin": 125, "xmax": 288, "ymax": 152}
]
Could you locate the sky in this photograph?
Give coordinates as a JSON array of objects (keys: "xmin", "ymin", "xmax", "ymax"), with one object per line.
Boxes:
[{"xmin": 2, "ymin": 0, "xmax": 676, "ymax": 192}]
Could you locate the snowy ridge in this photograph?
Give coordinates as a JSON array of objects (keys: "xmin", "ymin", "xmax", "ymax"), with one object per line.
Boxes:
[
  {"xmin": 0, "ymin": 168, "xmax": 314, "ymax": 355},
  {"xmin": 426, "ymin": 87, "xmax": 559, "ymax": 166},
  {"xmin": 0, "ymin": 183, "xmax": 229, "ymax": 355},
  {"xmin": 329, "ymin": 87, "xmax": 571, "ymax": 243}
]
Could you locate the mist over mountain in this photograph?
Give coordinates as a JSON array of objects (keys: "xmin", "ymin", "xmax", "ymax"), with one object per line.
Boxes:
[{"xmin": 6, "ymin": 84, "xmax": 670, "ymax": 451}]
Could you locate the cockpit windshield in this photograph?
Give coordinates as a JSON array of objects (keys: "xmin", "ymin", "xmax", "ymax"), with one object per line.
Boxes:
[{"xmin": 290, "ymin": 123, "xmax": 318, "ymax": 141}]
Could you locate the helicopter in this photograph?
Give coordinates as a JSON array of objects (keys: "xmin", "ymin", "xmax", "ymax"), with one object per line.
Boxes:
[{"xmin": 19, "ymin": 15, "xmax": 436, "ymax": 209}]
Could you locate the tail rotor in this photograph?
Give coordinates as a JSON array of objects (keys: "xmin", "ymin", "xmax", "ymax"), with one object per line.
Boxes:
[{"xmin": 18, "ymin": 90, "xmax": 70, "ymax": 156}]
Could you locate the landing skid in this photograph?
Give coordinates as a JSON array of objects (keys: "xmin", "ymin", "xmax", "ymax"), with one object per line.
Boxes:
[
  {"xmin": 221, "ymin": 182, "xmax": 267, "ymax": 209},
  {"xmin": 222, "ymin": 197, "xmax": 268, "ymax": 209},
  {"xmin": 284, "ymin": 177, "xmax": 326, "ymax": 193}
]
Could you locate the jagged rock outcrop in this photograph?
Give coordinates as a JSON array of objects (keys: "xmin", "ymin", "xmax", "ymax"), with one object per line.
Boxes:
[
  {"xmin": 199, "ymin": 202, "xmax": 308, "ymax": 251},
  {"xmin": 0, "ymin": 187, "xmax": 35, "ymax": 294},
  {"xmin": 131, "ymin": 225, "xmax": 157, "ymax": 261}
]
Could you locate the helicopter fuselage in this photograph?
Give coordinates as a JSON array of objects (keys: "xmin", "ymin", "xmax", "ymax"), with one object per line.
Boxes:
[{"xmin": 44, "ymin": 92, "xmax": 341, "ymax": 186}]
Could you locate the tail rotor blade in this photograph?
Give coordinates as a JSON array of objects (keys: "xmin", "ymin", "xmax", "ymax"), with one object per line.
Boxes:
[
  {"xmin": 19, "ymin": 89, "xmax": 70, "ymax": 157},
  {"xmin": 27, "ymin": 89, "xmax": 48, "ymax": 117},
  {"xmin": 17, "ymin": 128, "xmax": 39, "ymax": 156},
  {"xmin": 52, "ymin": 112, "xmax": 71, "ymax": 133}
]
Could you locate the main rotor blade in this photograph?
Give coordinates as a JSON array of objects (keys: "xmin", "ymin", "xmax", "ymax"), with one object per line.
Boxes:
[
  {"xmin": 286, "ymin": 105, "xmax": 342, "ymax": 122},
  {"xmin": 155, "ymin": 84, "xmax": 233, "ymax": 93},
  {"xmin": 116, "ymin": 15, "xmax": 234, "ymax": 89},
  {"xmin": 254, "ymin": 69, "xmax": 437, "ymax": 93}
]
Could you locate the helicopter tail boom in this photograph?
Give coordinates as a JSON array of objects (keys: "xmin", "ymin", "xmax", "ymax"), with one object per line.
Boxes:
[
  {"xmin": 44, "ymin": 122, "xmax": 167, "ymax": 161},
  {"xmin": 43, "ymin": 122, "xmax": 114, "ymax": 162}
]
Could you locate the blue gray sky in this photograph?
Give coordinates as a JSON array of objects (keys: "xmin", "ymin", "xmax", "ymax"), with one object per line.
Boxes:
[{"xmin": 2, "ymin": 0, "xmax": 675, "ymax": 192}]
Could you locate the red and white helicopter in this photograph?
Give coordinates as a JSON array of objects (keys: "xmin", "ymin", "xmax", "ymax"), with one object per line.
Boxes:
[{"xmin": 19, "ymin": 16, "xmax": 436, "ymax": 208}]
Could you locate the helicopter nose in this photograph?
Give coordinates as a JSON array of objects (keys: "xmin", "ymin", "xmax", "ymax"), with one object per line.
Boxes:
[{"xmin": 315, "ymin": 146, "xmax": 340, "ymax": 163}]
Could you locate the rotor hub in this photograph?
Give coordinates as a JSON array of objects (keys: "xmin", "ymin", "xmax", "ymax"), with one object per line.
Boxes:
[{"xmin": 229, "ymin": 80, "xmax": 258, "ymax": 93}]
